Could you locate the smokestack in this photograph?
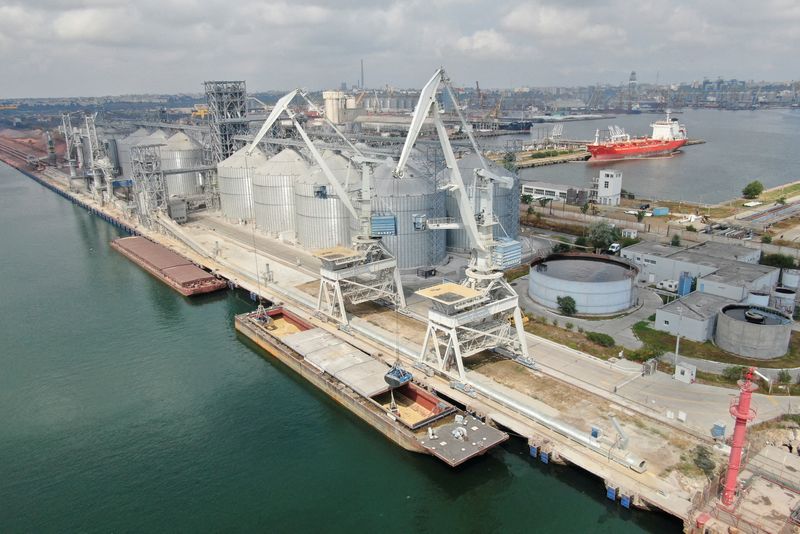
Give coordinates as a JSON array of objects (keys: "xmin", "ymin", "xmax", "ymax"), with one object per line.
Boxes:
[{"xmin": 360, "ymin": 59, "xmax": 364, "ymax": 90}]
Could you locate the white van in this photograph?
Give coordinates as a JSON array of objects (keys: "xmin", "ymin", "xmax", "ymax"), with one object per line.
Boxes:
[
  {"xmin": 656, "ymin": 280, "xmax": 679, "ymax": 292},
  {"xmin": 607, "ymin": 243, "xmax": 621, "ymax": 254}
]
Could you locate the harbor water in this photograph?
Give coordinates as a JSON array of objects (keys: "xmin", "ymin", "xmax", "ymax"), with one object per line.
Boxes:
[
  {"xmin": 0, "ymin": 162, "xmax": 680, "ymax": 532},
  {"xmin": 501, "ymin": 109, "xmax": 800, "ymax": 204}
]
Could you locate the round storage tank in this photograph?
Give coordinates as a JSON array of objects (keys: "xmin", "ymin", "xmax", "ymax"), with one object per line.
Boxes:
[
  {"xmin": 294, "ymin": 151, "xmax": 358, "ymax": 250},
  {"xmin": 217, "ymin": 146, "xmax": 269, "ymax": 222},
  {"xmin": 746, "ymin": 291, "xmax": 770, "ymax": 307},
  {"xmin": 528, "ymin": 253, "xmax": 638, "ymax": 315},
  {"xmin": 782, "ymin": 268, "xmax": 800, "ymax": 289},
  {"xmin": 371, "ymin": 159, "xmax": 446, "ymax": 271},
  {"xmin": 115, "ymin": 128, "xmax": 150, "ymax": 179},
  {"xmin": 441, "ymin": 153, "xmax": 520, "ymax": 252},
  {"xmin": 771, "ymin": 286, "xmax": 797, "ymax": 316},
  {"xmin": 714, "ymin": 305, "xmax": 791, "ymax": 359},
  {"xmin": 252, "ymin": 149, "xmax": 309, "ymax": 237},
  {"xmin": 161, "ymin": 132, "xmax": 203, "ymax": 197}
]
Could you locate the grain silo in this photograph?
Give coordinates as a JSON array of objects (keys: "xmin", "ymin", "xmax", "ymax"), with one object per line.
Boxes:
[
  {"xmin": 116, "ymin": 127, "xmax": 149, "ymax": 179},
  {"xmin": 371, "ymin": 159, "xmax": 446, "ymax": 271},
  {"xmin": 217, "ymin": 146, "xmax": 269, "ymax": 222},
  {"xmin": 161, "ymin": 132, "xmax": 203, "ymax": 197},
  {"xmin": 294, "ymin": 150, "xmax": 358, "ymax": 250},
  {"xmin": 252, "ymin": 148, "xmax": 309, "ymax": 238},
  {"xmin": 442, "ymin": 153, "xmax": 520, "ymax": 252}
]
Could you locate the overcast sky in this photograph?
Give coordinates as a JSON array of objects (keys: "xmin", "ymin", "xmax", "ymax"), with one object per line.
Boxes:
[{"xmin": 0, "ymin": 0, "xmax": 798, "ymax": 97}]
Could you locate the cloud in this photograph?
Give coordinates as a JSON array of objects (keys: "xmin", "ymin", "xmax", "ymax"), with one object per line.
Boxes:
[{"xmin": 0, "ymin": 0, "xmax": 796, "ymax": 97}]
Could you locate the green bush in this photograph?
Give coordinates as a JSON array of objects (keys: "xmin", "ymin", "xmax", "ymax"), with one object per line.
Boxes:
[
  {"xmin": 551, "ymin": 318, "xmax": 559, "ymax": 327},
  {"xmin": 586, "ymin": 331, "xmax": 615, "ymax": 347},
  {"xmin": 557, "ymin": 296, "xmax": 577, "ymax": 316},
  {"xmin": 722, "ymin": 365, "xmax": 746, "ymax": 382},
  {"xmin": 761, "ymin": 253, "xmax": 796, "ymax": 269},
  {"xmin": 671, "ymin": 234, "xmax": 681, "ymax": 246},
  {"xmin": 686, "ymin": 225, "xmax": 697, "ymax": 232},
  {"xmin": 565, "ymin": 322, "xmax": 574, "ymax": 330},
  {"xmin": 778, "ymin": 369, "xmax": 792, "ymax": 384},
  {"xmin": 762, "ymin": 235, "xmax": 772, "ymax": 244},
  {"xmin": 693, "ymin": 446, "xmax": 716, "ymax": 479}
]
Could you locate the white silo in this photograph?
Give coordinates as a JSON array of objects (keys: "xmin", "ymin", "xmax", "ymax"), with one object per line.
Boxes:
[
  {"xmin": 293, "ymin": 150, "xmax": 358, "ymax": 250},
  {"xmin": 252, "ymin": 148, "xmax": 309, "ymax": 238},
  {"xmin": 161, "ymin": 132, "xmax": 203, "ymax": 197},
  {"xmin": 216, "ymin": 146, "xmax": 269, "ymax": 222}
]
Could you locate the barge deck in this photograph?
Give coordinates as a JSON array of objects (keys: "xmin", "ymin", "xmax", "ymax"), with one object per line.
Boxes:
[
  {"xmin": 235, "ymin": 306, "xmax": 508, "ymax": 467},
  {"xmin": 111, "ymin": 236, "xmax": 226, "ymax": 296}
]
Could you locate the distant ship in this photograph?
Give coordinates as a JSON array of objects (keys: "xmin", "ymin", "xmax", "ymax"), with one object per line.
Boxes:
[{"xmin": 588, "ymin": 111, "xmax": 687, "ymax": 160}]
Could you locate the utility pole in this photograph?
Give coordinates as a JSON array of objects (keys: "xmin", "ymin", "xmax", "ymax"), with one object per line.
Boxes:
[{"xmin": 674, "ymin": 305, "xmax": 683, "ymax": 370}]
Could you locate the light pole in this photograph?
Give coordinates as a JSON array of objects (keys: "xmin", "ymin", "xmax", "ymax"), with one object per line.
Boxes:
[{"xmin": 674, "ymin": 305, "xmax": 683, "ymax": 371}]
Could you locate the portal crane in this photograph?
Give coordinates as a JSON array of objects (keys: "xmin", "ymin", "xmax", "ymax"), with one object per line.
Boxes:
[
  {"xmin": 394, "ymin": 67, "xmax": 530, "ymax": 379},
  {"xmin": 247, "ymin": 90, "xmax": 406, "ymax": 324}
]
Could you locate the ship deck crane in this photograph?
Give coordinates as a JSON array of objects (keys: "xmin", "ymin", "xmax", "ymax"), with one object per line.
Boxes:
[
  {"xmin": 394, "ymin": 67, "xmax": 529, "ymax": 380},
  {"xmin": 247, "ymin": 90, "xmax": 406, "ymax": 324}
]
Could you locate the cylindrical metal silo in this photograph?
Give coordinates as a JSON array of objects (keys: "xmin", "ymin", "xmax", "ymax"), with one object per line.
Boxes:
[
  {"xmin": 294, "ymin": 151, "xmax": 358, "ymax": 250},
  {"xmin": 116, "ymin": 127, "xmax": 150, "ymax": 179},
  {"xmin": 252, "ymin": 148, "xmax": 309, "ymax": 237},
  {"xmin": 443, "ymin": 153, "xmax": 520, "ymax": 252},
  {"xmin": 216, "ymin": 146, "xmax": 269, "ymax": 222},
  {"xmin": 371, "ymin": 160, "xmax": 446, "ymax": 271},
  {"xmin": 161, "ymin": 132, "xmax": 203, "ymax": 197}
]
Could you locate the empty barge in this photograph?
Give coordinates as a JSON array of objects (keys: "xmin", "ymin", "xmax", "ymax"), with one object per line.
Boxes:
[
  {"xmin": 111, "ymin": 236, "xmax": 227, "ymax": 296},
  {"xmin": 235, "ymin": 306, "xmax": 508, "ymax": 467}
]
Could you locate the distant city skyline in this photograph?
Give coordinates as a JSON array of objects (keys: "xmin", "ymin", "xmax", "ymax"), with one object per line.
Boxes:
[{"xmin": 1, "ymin": 0, "xmax": 798, "ymax": 98}]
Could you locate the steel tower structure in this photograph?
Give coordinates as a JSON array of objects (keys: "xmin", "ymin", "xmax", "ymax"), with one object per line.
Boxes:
[{"xmin": 204, "ymin": 81, "xmax": 249, "ymax": 164}]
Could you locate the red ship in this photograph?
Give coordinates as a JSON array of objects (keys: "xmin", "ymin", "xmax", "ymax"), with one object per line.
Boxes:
[{"xmin": 588, "ymin": 111, "xmax": 687, "ymax": 160}]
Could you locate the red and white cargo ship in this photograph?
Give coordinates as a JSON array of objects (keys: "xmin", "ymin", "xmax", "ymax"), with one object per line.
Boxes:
[{"xmin": 588, "ymin": 112, "xmax": 687, "ymax": 160}]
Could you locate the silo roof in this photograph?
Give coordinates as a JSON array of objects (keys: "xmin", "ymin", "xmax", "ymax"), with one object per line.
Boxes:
[
  {"xmin": 217, "ymin": 145, "xmax": 269, "ymax": 170},
  {"xmin": 259, "ymin": 148, "xmax": 309, "ymax": 175},
  {"xmin": 166, "ymin": 132, "xmax": 201, "ymax": 150}
]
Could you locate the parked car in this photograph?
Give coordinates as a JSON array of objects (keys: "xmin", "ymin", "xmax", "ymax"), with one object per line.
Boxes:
[
  {"xmin": 639, "ymin": 203, "xmax": 650, "ymax": 210},
  {"xmin": 607, "ymin": 243, "xmax": 621, "ymax": 254}
]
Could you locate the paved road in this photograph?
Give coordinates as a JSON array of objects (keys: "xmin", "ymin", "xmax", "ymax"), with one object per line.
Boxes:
[{"xmin": 660, "ymin": 352, "xmax": 800, "ymax": 381}]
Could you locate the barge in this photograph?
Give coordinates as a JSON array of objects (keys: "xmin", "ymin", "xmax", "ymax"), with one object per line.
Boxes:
[
  {"xmin": 111, "ymin": 236, "xmax": 226, "ymax": 296},
  {"xmin": 235, "ymin": 306, "xmax": 508, "ymax": 467}
]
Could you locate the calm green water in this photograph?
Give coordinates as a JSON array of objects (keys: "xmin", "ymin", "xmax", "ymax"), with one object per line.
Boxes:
[{"xmin": 0, "ymin": 163, "xmax": 680, "ymax": 532}]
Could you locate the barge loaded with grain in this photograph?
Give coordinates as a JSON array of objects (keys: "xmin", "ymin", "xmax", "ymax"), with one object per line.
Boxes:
[
  {"xmin": 235, "ymin": 306, "xmax": 508, "ymax": 467},
  {"xmin": 111, "ymin": 236, "xmax": 226, "ymax": 296}
]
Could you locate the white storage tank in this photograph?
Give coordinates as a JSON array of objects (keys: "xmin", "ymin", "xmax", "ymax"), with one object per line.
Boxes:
[
  {"xmin": 771, "ymin": 286, "xmax": 797, "ymax": 316},
  {"xmin": 294, "ymin": 150, "xmax": 358, "ymax": 250},
  {"xmin": 217, "ymin": 146, "xmax": 269, "ymax": 222},
  {"xmin": 371, "ymin": 158, "xmax": 446, "ymax": 271},
  {"xmin": 442, "ymin": 153, "xmax": 520, "ymax": 252},
  {"xmin": 528, "ymin": 253, "xmax": 638, "ymax": 315},
  {"xmin": 116, "ymin": 127, "xmax": 150, "ymax": 179},
  {"xmin": 782, "ymin": 268, "xmax": 800, "ymax": 289},
  {"xmin": 252, "ymin": 149, "xmax": 309, "ymax": 238},
  {"xmin": 746, "ymin": 291, "xmax": 771, "ymax": 307},
  {"xmin": 161, "ymin": 132, "xmax": 203, "ymax": 197}
]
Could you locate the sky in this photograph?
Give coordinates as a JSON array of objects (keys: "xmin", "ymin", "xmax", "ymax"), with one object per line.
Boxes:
[{"xmin": 0, "ymin": 0, "xmax": 798, "ymax": 97}]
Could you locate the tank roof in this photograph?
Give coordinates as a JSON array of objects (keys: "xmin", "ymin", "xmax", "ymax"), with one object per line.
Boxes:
[
  {"xmin": 721, "ymin": 304, "xmax": 791, "ymax": 325},
  {"xmin": 296, "ymin": 150, "xmax": 357, "ymax": 189},
  {"xmin": 258, "ymin": 148, "xmax": 309, "ymax": 175},
  {"xmin": 165, "ymin": 132, "xmax": 200, "ymax": 150},
  {"xmin": 217, "ymin": 145, "xmax": 269, "ymax": 169},
  {"xmin": 533, "ymin": 255, "xmax": 635, "ymax": 283}
]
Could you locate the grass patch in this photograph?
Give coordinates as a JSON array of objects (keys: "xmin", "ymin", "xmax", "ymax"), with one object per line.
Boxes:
[
  {"xmin": 523, "ymin": 316, "xmax": 621, "ymax": 359},
  {"xmin": 632, "ymin": 321, "xmax": 800, "ymax": 369},
  {"xmin": 504, "ymin": 265, "xmax": 529, "ymax": 283}
]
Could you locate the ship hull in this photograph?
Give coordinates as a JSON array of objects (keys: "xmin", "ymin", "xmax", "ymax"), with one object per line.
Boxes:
[{"xmin": 588, "ymin": 139, "xmax": 687, "ymax": 161}]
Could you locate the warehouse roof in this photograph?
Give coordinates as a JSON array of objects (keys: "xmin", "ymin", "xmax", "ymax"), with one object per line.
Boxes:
[{"xmin": 660, "ymin": 292, "xmax": 735, "ymax": 320}]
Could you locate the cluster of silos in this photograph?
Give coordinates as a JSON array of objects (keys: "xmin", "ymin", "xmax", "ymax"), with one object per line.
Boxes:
[
  {"xmin": 293, "ymin": 150, "xmax": 359, "ymax": 250},
  {"xmin": 251, "ymin": 149, "xmax": 308, "ymax": 238},
  {"xmin": 116, "ymin": 128, "xmax": 165, "ymax": 179},
  {"xmin": 372, "ymin": 159, "xmax": 446, "ymax": 271},
  {"xmin": 217, "ymin": 146, "xmax": 271, "ymax": 222},
  {"xmin": 442, "ymin": 153, "xmax": 520, "ymax": 252},
  {"xmin": 160, "ymin": 132, "xmax": 203, "ymax": 197}
]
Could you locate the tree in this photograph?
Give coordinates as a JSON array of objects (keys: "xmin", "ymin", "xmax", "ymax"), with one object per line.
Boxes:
[
  {"xmin": 527, "ymin": 206, "xmax": 534, "ymax": 217},
  {"xmin": 574, "ymin": 236, "xmax": 588, "ymax": 248},
  {"xmin": 502, "ymin": 152, "xmax": 517, "ymax": 173},
  {"xmin": 761, "ymin": 253, "xmax": 797, "ymax": 269},
  {"xmin": 636, "ymin": 210, "xmax": 646, "ymax": 223},
  {"xmin": 557, "ymin": 296, "xmax": 577, "ymax": 316},
  {"xmin": 580, "ymin": 202, "xmax": 589, "ymax": 215},
  {"xmin": 539, "ymin": 197, "xmax": 551, "ymax": 208},
  {"xmin": 587, "ymin": 222, "xmax": 621, "ymax": 250},
  {"xmin": 778, "ymin": 369, "xmax": 792, "ymax": 385},
  {"xmin": 671, "ymin": 234, "xmax": 681, "ymax": 246},
  {"xmin": 521, "ymin": 194, "xmax": 533, "ymax": 205},
  {"xmin": 742, "ymin": 180, "xmax": 764, "ymax": 199}
]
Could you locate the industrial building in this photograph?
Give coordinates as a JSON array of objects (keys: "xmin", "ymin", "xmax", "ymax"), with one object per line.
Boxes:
[
  {"xmin": 521, "ymin": 169, "xmax": 622, "ymax": 206},
  {"xmin": 655, "ymin": 292, "xmax": 736, "ymax": 342}
]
